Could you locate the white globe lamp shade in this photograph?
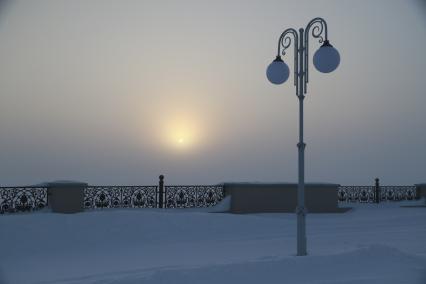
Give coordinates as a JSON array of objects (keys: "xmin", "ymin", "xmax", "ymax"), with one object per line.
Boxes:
[
  {"xmin": 266, "ymin": 56, "xmax": 289, "ymax": 85},
  {"xmin": 313, "ymin": 40, "xmax": 340, "ymax": 73}
]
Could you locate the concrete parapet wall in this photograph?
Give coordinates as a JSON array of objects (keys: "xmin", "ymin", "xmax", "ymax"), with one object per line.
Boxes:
[
  {"xmin": 223, "ymin": 183, "xmax": 343, "ymax": 213},
  {"xmin": 415, "ymin": 183, "xmax": 426, "ymax": 204},
  {"xmin": 47, "ymin": 181, "xmax": 87, "ymax": 213}
]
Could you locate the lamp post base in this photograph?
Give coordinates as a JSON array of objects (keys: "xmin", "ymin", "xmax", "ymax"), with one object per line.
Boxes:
[{"xmin": 296, "ymin": 205, "xmax": 307, "ymax": 256}]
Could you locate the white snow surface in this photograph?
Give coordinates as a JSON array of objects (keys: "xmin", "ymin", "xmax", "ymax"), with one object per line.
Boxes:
[{"xmin": 0, "ymin": 202, "xmax": 425, "ymax": 284}]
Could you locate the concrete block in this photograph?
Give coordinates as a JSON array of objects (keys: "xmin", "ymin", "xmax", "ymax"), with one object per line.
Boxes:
[
  {"xmin": 223, "ymin": 183, "xmax": 343, "ymax": 213},
  {"xmin": 47, "ymin": 181, "xmax": 87, "ymax": 213}
]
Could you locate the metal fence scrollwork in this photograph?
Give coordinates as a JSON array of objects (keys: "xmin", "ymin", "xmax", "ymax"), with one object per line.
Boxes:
[
  {"xmin": 84, "ymin": 186, "xmax": 158, "ymax": 209},
  {"xmin": 338, "ymin": 186, "xmax": 417, "ymax": 203},
  {"xmin": 0, "ymin": 187, "xmax": 48, "ymax": 214},
  {"xmin": 83, "ymin": 185, "xmax": 224, "ymax": 209},
  {"xmin": 380, "ymin": 186, "xmax": 417, "ymax": 201},
  {"xmin": 165, "ymin": 185, "xmax": 224, "ymax": 208},
  {"xmin": 338, "ymin": 186, "xmax": 375, "ymax": 202},
  {"xmin": 0, "ymin": 183, "xmax": 225, "ymax": 213}
]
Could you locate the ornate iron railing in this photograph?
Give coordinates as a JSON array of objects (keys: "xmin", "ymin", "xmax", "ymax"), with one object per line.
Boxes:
[
  {"xmin": 338, "ymin": 186, "xmax": 417, "ymax": 202},
  {"xmin": 0, "ymin": 187, "xmax": 48, "ymax": 214},
  {"xmin": 165, "ymin": 185, "xmax": 224, "ymax": 208},
  {"xmin": 0, "ymin": 183, "xmax": 418, "ymax": 214},
  {"xmin": 84, "ymin": 186, "xmax": 158, "ymax": 209}
]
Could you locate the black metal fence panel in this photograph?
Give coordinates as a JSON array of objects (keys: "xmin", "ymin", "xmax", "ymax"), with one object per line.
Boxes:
[
  {"xmin": 380, "ymin": 186, "xmax": 417, "ymax": 201},
  {"xmin": 84, "ymin": 186, "xmax": 158, "ymax": 209},
  {"xmin": 165, "ymin": 185, "xmax": 225, "ymax": 208},
  {"xmin": 0, "ymin": 187, "xmax": 48, "ymax": 214},
  {"xmin": 338, "ymin": 186, "xmax": 417, "ymax": 202}
]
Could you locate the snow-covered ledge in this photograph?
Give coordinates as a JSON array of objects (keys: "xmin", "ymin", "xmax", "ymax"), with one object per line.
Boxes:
[{"xmin": 223, "ymin": 183, "xmax": 346, "ymax": 213}]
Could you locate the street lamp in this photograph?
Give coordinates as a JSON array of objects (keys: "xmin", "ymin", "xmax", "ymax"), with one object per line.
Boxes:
[{"xmin": 266, "ymin": 17, "xmax": 340, "ymax": 256}]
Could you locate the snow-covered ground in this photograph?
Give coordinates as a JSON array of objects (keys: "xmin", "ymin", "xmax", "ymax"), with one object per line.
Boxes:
[{"xmin": 1, "ymin": 201, "xmax": 425, "ymax": 284}]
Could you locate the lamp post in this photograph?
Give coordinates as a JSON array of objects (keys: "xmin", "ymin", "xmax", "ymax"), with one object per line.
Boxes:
[{"xmin": 266, "ymin": 17, "xmax": 340, "ymax": 256}]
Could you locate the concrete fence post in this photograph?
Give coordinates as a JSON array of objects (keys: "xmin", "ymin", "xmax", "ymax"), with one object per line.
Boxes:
[
  {"xmin": 47, "ymin": 181, "xmax": 87, "ymax": 213},
  {"xmin": 375, "ymin": 178, "xmax": 380, "ymax": 203},
  {"xmin": 158, "ymin": 175, "xmax": 164, "ymax": 208}
]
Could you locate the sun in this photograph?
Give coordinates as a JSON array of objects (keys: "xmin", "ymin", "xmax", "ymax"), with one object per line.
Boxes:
[
  {"xmin": 163, "ymin": 122, "xmax": 195, "ymax": 150},
  {"xmin": 160, "ymin": 109, "xmax": 205, "ymax": 151},
  {"xmin": 175, "ymin": 135, "xmax": 188, "ymax": 147}
]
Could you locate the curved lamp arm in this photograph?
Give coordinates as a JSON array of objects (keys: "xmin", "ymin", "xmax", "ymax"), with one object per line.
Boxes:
[
  {"xmin": 304, "ymin": 17, "xmax": 328, "ymax": 93},
  {"xmin": 277, "ymin": 28, "xmax": 299, "ymax": 90}
]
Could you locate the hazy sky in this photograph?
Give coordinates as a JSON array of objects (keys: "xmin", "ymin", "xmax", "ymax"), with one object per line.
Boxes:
[{"xmin": 0, "ymin": 0, "xmax": 425, "ymax": 186}]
